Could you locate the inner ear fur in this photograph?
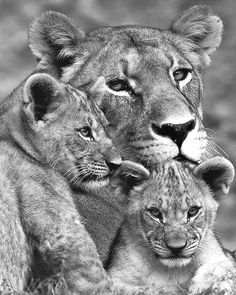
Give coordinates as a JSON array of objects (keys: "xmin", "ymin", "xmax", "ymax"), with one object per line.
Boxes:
[
  {"xmin": 193, "ymin": 157, "xmax": 235, "ymax": 201},
  {"xmin": 23, "ymin": 73, "xmax": 63, "ymax": 122},
  {"xmin": 110, "ymin": 161, "xmax": 150, "ymax": 200},
  {"xmin": 29, "ymin": 11, "xmax": 84, "ymax": 71},
  {"xmin": 170, "ymin": 5, "xmax": 223, "ymax": 68}
]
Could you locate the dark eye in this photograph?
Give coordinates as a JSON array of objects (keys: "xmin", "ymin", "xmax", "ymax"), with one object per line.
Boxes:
[
  {"xmin": 77, "ymin": 127, "xmax": 93, "ymax": 141},
  {"xmin": 107, "ymin": 79, "xmax": 133, "ymax": 94},
  {"xmin": 147, "ymin": 207, "xmax": 163, "ymax": 221},
  {"xmin": 173, "ymin": 69, "xmax": 192, "ymax": 82},
  {"xmin": 188, "ymin": 206, "xmax": 201, "ymax": 218}
]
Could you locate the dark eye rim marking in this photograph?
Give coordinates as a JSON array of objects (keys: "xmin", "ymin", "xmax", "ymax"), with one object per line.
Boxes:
[
  {"xmin": 107, "ymin": 79, "xmax": 134, "ymax": 95},
  {"xmin": 76, "ymin": 126, "xmax": 94, "ymax": 142},
  {"xmin": 146, "ymin": 206, "xmax": 163, "ymax": 222},
  {"xmin": 187, "ymin": 205, "xmax": 201, "ymax": 219},
  {"xmin": 173, "ymin": 68, "xmax": 192, "ymax": 82}
]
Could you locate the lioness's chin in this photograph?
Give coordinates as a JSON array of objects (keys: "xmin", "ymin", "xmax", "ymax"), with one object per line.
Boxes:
[{"xmin": 159, "ymin": 257, "xmax": 192, "ymax": 268}]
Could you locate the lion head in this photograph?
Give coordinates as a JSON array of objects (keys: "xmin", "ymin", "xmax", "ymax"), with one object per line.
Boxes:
[{"xmin": 28, "ymin": 6, "xmax": 223, "ymax": 166}]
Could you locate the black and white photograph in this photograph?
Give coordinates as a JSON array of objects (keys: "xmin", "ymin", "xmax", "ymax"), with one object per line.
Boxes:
[{"xmin": 0, "ymin": 0, "xmax": 236, "ymax": 294}]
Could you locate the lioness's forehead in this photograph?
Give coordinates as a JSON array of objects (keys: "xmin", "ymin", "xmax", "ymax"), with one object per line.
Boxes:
[{"xmin": 87, "ymin": 28, "xmax": 188, "ymax": 67}]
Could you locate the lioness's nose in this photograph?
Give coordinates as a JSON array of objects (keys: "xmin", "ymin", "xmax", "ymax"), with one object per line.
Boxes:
[
  {"xmin": 152, "ymin": 119, "xmax": 195, "ymax": 148},
  {"xmin": 165, "ymin": 238, "xmax": 187, "ymax": 254}
]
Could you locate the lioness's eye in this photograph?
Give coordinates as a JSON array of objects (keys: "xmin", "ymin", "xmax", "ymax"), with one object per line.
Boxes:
[
  {"xmin": 107, "ymin": 79, "xmax": 133, "ymax": 94},
  {"xmin": 173, "ymin": 68, "xmax": 192, "ymax": 82},
  {"xmin": 147, "ymin": 207, "xmax": 163, "ymax": 221},
  {"xmin": 188, "ymin": 206, "xmax": 201, "ymax": 218},
  {"xmin": 77, "ymin": 127, "xmax": 94, "ymax": 142}
]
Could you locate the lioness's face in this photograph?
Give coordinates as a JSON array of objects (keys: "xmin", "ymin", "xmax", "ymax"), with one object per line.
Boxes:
[
  {"xmin": 64, "ymin": 30, "xmax": 206, "ymax": 165},
  {"xmin": 29, "ymin": 6, "xmax": 223, "ymax": 166}
]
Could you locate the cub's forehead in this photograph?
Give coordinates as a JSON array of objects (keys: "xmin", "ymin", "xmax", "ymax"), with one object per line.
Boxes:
[
  {"xmin": 61, "ymin": 83, "xmax": 108, "ymax": 126},
  {"xmin": 138, "ymin": 161, "xmax": 205, "ymax": 210}
]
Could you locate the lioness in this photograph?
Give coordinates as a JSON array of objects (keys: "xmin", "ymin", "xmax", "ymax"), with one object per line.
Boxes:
[
  {"xmin": 27, "ymin": 5, "xmax": 224, "ymax": 262},
  {"xmin": 107, "ymin": 158, "xmax": 236, "ymax": 294},
  {"xmin": 0, "ymin": 73, "xmax": 121, "ymax": 294}
]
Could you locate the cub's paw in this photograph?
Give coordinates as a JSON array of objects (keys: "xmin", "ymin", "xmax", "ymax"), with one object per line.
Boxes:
[{"xmin": 188, "ymin": 260, "xmax": 236, "ymax": 295}]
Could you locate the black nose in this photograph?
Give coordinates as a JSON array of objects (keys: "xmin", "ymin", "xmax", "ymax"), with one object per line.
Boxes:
[
  {"xmin": 165, "ymin": 238, "xmax": 187, "ymax": 254},
  {"xmin": 152, "ymin": 119, "xmax": 196, "ymax": 148}
]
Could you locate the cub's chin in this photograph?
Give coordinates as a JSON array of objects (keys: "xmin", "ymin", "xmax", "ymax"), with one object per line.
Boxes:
[
  {"xmin": 159, "ymin": 257, "xmax": 192, "ymax": 268},
  {"xmin": 80, "ymin": 177, "xmax": 110, "ymax": 192}
]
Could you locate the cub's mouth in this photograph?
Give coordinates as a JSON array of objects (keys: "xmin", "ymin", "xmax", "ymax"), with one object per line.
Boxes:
[{"xmin": 80, "ymin": 174, "xmax": 110, "ymax": 183}]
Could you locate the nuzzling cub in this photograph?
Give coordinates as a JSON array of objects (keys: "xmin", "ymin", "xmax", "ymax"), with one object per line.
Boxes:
[
  {"xmin": 107, "ymin": 158, "xmax": 236, "ymax": 294},
  {"xmin": 0, "ymin": 73, "xmax": 121, "ymax": 294}
]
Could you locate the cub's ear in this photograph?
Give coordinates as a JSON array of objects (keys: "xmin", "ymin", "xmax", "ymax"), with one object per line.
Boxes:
[
  {"xmin": 194, "ymin": 157, "xmax": 235, "ymax": 201},
  {"xmin": 110, "ymin": 160, "xmax": 150, "ymax": 200},
  {"xmin": 89, "ymin": 76, "xmax": 106, "ymax": 106},
  {"xmin": 29, "ymin": 11, "xmax": 84, "ymax": 73},
  {"xmin": 170, "ymin": 5, "xmax": 223, "ymax": 68},
  {"xmin": 23, "ymin": 73, "xmax": 64, "ymax": 124}
]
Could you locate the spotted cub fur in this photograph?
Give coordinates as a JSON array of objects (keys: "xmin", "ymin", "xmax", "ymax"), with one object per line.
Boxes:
[{"xmin": 107, "ymin": 158, "xmax": 236, "ymax": 294}]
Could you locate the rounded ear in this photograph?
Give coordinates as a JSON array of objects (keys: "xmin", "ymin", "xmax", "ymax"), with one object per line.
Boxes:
[
  {"xmin": 29, "ymin": 11, "xmax": 84, "ymax": 72},
  {"xmin": 89, "ymin": 76, "xmax": 106, "ymax": 106},
  {"xmin": 110, "ymin": 160, "xmax": 150, "ymax": 195},
  {"xmin": 23, "ymin": 73, "xmax": 63, "ymax": 123},
  {"xmin": 170, "ymin": 5, "xmax": 223, "ymax": 68},
  {"xmin": 193, "ymin": 157, "xmax": 235, "ymax": 201}
]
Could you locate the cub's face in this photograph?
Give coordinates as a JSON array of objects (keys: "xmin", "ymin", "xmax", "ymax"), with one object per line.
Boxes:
[
  {"xmin": 123, "ymin": 159, "xmax": 234, "ymax": 268},
  {"xmin": 23, "ymin": 74, "xmax": 121, "ymax": 191},
  {"xmin": 29, "ymin": 6, "xmax": 223, "ymax": 165}
]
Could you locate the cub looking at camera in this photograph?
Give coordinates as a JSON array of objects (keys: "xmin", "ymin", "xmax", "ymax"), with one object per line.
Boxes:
[
  {"xmin": 107, "ymin": 158, "xmax": 236, "ymax": 294},
  {"xmin": 0, "ymin": 73, "xmax": 121, "ymax": 294}
]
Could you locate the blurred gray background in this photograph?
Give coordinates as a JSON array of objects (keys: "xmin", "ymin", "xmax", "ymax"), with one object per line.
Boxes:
[{"xmin": 0, "ymin": 0, "xmax": 235, "ymax": 199}]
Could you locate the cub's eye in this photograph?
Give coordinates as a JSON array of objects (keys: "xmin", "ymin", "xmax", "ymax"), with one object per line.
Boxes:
[
  {"xmin": 77, "ymin": 127, "xmax": 94, "ymax": 142},
  {"xmin": 188, "ymin": 206, "xmax": 201, "ymax": 218},
  {"xmin": 107, "ymin": 79, "xmax": 133, "ymax": 94},
  {"xmin": 147, "ymin": 207, "xmax": 163, "ymax": 221},
  {"xmin": 173, "ymin": 68, "xmax": 192, "ymax": 82}
]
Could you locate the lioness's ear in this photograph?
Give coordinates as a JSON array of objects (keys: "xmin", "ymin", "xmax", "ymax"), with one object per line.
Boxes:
[
  {"xmin": 23, "ymin": 73, "xmax": 63, "ymax": 124},
  {"xmin": 29, "ymin": 11, "xmax": 84, "ymax": 73},
  {"xmin": 194, "ymin": 157, "xmax": 235, "ymax": 201},
  {"xmin": 170, "ymin": 5, "xmax": 223, "ymax": 67},
  {"xmin": 110, "ymin": 160, "xmax": 150, "ymax": 198}
]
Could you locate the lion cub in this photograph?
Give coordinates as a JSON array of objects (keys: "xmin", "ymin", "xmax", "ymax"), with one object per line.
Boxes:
[
  {"xmin": 107, "ymin": 158, "xmax": 236, "ymax": 294},
  {"xmin": 0, "ymin": 73, "xmax": 121, "ymax": 294}
]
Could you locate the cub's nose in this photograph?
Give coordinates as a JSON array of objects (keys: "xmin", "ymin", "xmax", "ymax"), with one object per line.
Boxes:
[
  {"xmin": 165, "ymin": 238, "xmax": 187, "ymax": 255},
  {"xmin": 152, "ymin": 119, "xmax": 196, "ymax": 148}
]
